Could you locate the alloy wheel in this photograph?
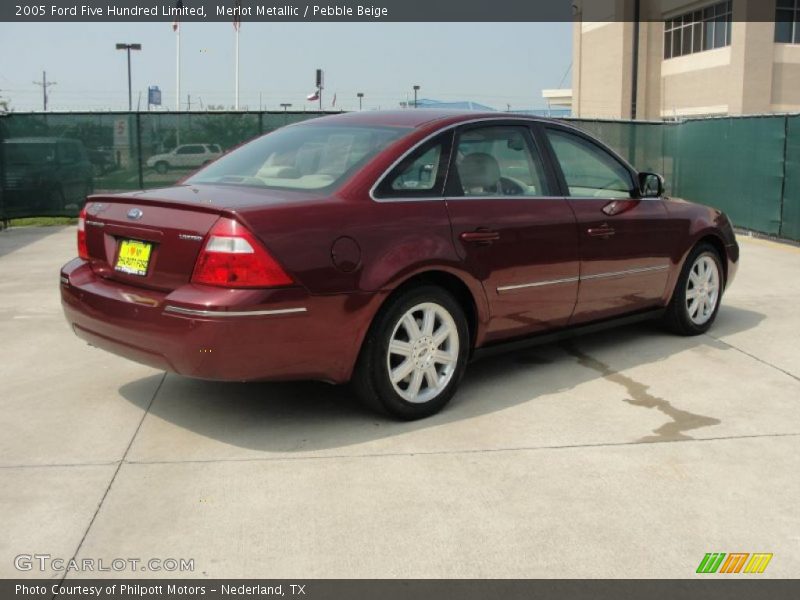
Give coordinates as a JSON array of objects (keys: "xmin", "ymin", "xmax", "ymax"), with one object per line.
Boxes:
[
  {"xmin": 386, "ymin": 302, "xmax": 459, "ymax": 404},
  {"xmin": 685, "ymin": 254, "xmax": 720, "ymax": 326}
]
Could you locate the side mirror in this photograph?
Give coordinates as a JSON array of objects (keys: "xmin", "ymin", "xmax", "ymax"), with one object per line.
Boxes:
[{"xmin": 639, "ymin": 172, "xmax": 664, "ymax": 198}]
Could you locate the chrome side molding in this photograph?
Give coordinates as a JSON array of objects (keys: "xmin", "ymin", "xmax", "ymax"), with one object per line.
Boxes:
[
  {"xmin": 580, "ymin": 265, "xmax": 669, "ymax": 281},
  {"xmin": 497, "ymin": 264, "xmax": 669, "ymax": 293},
  {"xmin": 497, "ymin": 276, "xmax": 579, "ymax": 293},
  {"xmin": 164, "ymin": 305, "xmax": 307, "ymax": 318}
]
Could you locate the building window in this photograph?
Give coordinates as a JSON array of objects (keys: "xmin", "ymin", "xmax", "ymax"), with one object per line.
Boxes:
[
  {"xmin": 664, "ymin": 1, "xmax": 732, "ymax": 60},
  {"xmin": 776, "ymin": 0, "xmax": 800, "ymax": 43}
]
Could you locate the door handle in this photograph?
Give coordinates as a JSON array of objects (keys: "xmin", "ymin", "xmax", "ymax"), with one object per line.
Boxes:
[
  {"xmin": 587, "ymin": 226, "xmax": 616, "ymax": 238},
  {"xmin": 460, "ymin": 229, "xmax": 500, "ymax": 245}
]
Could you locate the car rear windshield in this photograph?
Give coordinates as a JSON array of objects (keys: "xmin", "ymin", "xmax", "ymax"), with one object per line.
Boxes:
[{"xmin": 186, "ymin": 124, "xmax": 410, "ymax": 191}]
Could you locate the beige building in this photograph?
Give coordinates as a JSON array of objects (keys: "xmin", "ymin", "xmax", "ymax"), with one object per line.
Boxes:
[{"xmin": 572, "ymin": 0, "xmax": 800, "ymax": 119}]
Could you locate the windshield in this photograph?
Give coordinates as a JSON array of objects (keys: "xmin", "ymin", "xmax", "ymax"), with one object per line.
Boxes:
[{"xmin": 186, "ymin": 124, "xmax": 410, "ymax": 191}]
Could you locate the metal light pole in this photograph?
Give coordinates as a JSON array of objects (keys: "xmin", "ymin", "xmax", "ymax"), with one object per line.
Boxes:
[
  {"xmin": 280, "ymin": 103, "xmax": 292, "ymax": 112},
  {"xmin": 116, "ymin": 43, "xmax": 142, "ymax": 111},
  {"xmin": 357, "ymin": 92, "xmax": 364, "ymax": 110},
  {"xmin": 413, "ymin": 85, "xmax": 420, "ymax": 108}
]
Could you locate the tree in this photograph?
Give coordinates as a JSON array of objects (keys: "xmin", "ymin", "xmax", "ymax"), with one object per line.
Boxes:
[{"xmin": 0, "ymin": 92, "xmax": 10, "ymax": 114}]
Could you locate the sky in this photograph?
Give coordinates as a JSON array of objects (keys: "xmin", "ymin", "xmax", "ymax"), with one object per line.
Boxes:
[{"xmin": 0, "ymin": 21, "xmax": 572, "ymax": 113}]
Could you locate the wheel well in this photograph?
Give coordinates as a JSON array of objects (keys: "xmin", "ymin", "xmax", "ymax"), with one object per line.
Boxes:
[
  {"xmin": 697, "ymin": 234, "xmax": 728, "ymax": 285},
  {"xmin": 383, "ymin": 271, "xmax": 479, "ymax": 350}
]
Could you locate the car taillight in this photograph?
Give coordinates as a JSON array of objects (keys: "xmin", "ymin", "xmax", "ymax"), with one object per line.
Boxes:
[
  {"xmin": 191, "ymin": 217, "xmax": 293, "ymax": 288},
  {"xmin": 77, "ymin": 207, "xmax": 88, "ymax": 260}
]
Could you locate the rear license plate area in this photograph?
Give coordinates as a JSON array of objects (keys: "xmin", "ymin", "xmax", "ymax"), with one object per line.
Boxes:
[{"xmin": 115, "ymin": 239, "xmax": 153, "ymax": 276}]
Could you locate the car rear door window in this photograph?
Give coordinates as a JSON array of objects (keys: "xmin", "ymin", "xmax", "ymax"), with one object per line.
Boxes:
[
  {"xmin": 373, "ymin": 132, "xmax": 452, "ymax": 199},
  {"xmin": 450, "ymin": 126, "xmax": 549, "ymax": 197},
  {"xmin": 545, "ymin": 129, "xmax": 635, "ymax": 198},
  {"xmin": 390, "ymin": 145, "xmax": 442, "ymax": 192}
]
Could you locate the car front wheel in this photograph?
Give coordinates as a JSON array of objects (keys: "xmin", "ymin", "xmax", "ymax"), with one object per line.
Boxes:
[
  {"xmin": 354, "ymin": 285, "xmax": 469, "ymax": 420},
  {"xmin": 664, "ymin": 243, "xmax": 724, "ymax": 335}
]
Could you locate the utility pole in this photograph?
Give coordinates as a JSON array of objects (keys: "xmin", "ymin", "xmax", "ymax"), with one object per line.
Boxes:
[{"xmin": 33, "ymin": 71, "xmax": 56, "ymax": 111}]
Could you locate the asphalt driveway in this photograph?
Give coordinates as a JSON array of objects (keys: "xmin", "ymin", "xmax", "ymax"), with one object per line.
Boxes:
[{"xmin": 1, "ymin": 226, "xmax": 798, "ymax": 578}]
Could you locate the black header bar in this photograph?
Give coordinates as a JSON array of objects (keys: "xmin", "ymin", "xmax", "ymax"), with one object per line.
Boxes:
[{"xmin": 0, "ymin": 0, "xmax": 782, "ymax": 23}]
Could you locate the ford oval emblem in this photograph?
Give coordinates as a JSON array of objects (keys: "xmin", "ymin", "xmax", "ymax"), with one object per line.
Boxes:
[
  {"xmin": 127, "ymin": 208, "xmax": 143, "ymax": 220},
  {"xmin": 86, "ymin": 202, "xmax": 105, "ymax": 215}
]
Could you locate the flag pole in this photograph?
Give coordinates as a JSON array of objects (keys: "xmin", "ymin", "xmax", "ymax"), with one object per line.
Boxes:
[
  {"xmin": 174, "ymin": 4, "xmax": 181, "ymax": 146},
  {"xmin": 235, "ymin": 25, "xmax": 239, "ymax": 110},
  {"xmin": 176, "ymin": 25, "xmax": 181, "ymax": 111}
]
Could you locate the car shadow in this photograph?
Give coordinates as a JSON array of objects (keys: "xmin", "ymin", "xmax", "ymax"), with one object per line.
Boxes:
[{"xmin": 118, "ymin": 305, "xmax": 765, "ymax": 453}]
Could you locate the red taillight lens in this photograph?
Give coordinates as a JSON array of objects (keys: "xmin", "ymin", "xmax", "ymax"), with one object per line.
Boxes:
[
  {"xmin": 191, "ymin": 217, "xmax": 293, "ymax": 288},
  {"xmin": 77, "ymin": 207, "xmax": 89, "ymax": 260}
]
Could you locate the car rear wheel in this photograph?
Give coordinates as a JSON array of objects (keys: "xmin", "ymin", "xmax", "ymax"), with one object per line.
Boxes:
[
  {"xmin": 354, "ymin": 285, "xmax": 469, "ymax": 420},
  {"xmin": 664, "ymin": 243, "xmax": 724, "ymax": 335}
]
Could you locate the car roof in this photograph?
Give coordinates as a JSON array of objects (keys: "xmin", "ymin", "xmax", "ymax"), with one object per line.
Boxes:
[{"xmin": 299, "ymin": 110, "xmax": 552, "ymax": 130}]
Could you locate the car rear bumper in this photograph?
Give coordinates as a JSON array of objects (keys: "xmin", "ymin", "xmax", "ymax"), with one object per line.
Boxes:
[{"xmin": 60, "ymin": 258, "xmax": 382, "ymax": 383}]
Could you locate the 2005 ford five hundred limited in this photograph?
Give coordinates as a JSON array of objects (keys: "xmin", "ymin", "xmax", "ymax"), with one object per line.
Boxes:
[{"xmin": 60, "ymin": 111, "xmax": 738, "ymax": 419}]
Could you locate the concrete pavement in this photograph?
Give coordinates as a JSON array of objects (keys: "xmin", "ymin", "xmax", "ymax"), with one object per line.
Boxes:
[{"xmin": 1, "ymin": 226, "xmax": 798, "ymax": 578}]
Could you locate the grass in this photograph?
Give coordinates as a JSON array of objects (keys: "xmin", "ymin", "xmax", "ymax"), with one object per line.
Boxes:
[{"xmin": 7, "ymin": 217, "xmax": 78, "ymax": 227}]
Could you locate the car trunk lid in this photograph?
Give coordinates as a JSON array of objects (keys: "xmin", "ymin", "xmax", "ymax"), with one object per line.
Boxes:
[
  {"xmin": 82, "ymin": 198, "xmax": 220, "ymax": 292},
  {"xmin": 81, "ymin": 184, "xmax": 323, "ymax": 291}
]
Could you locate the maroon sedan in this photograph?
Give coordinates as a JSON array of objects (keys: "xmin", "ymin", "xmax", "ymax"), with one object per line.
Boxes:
[{"xmin": 61, "ymin": 111, "xmax": 738, "ymax": 419}]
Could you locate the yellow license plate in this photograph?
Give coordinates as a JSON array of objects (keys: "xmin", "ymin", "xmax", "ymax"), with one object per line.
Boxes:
[{"xmin": 115, "ymin": 239, "xmax": 153, "ymax": 276}]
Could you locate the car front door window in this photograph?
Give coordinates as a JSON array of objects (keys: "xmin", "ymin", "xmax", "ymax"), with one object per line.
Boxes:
[{"xmin": 546, "ymin": 129, "xmax": 634, "ymax": 199}]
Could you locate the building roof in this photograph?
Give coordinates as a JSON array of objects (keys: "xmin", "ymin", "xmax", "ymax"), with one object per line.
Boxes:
[{"xmin": 398, "ymin": 98, "xmax": 497, "ymax": 111}]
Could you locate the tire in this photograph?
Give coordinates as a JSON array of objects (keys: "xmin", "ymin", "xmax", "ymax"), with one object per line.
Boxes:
[
  {"xmin": 353, "ymin": 285, "xmax": 470, "ymax": 420},
  {"xmin": 155, "ymin": 161, "xmax": 169, "ymax": 174},
  {"xmin": 664, "ymin": 243, "xmax": 724, "ymax": 336}
]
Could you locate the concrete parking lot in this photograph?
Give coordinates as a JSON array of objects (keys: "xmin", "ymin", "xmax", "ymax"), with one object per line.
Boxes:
[{"xmin": 1, "ymin": 225, "xmax": 798, "ymax": 579}]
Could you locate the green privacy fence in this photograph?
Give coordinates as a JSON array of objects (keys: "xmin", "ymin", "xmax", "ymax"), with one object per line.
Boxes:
[
  {"xmin": 0, "ymin": 111, "xmax": 331, "ymax": 220},
  {"xmin": 566, "ymin": 114, "xmax": 798, "ymax": 240},
  {"xmin": 1, "ymin": 110, "xmax": 799, "ymax": 240},
  {"xmin": 783, "ymin": 116, "xmax": 800, "ymax": 241}
]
